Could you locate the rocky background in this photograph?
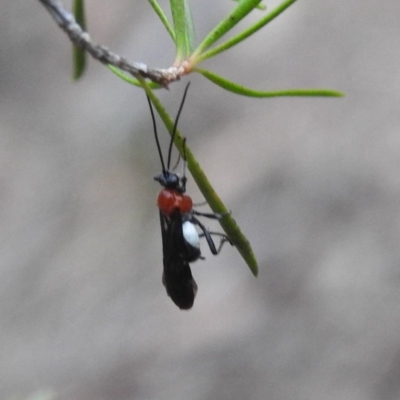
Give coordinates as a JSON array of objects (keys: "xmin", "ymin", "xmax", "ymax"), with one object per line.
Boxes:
[{"xmin": 1, "ymin": 1, "xmax": 400, "ymax": 399}]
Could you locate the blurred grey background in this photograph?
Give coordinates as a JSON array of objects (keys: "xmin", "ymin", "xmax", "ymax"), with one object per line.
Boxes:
[{"xmin": 1, "ymin": 0, "xmax": 400, "ymax": 399}]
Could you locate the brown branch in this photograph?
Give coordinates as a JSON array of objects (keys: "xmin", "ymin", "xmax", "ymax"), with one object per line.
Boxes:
[{"xmin": 38, "ymin": 0, "xmax": 184, "ymax": 87}]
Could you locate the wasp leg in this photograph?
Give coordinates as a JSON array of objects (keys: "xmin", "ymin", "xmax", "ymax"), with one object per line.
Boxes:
[
  {"xmin": 192, "ymin": 200, "xmax": 208, "ymax": 208},
  {"xmin": 191, "ymin": 216, "xmax": 232, "ymax": 255},
  {"xmin": 191, "ymin": 216, "xmax": 218, "ymax": 254},
  {"xmin": 192, "ymin": 209, "xmax": 231, "ymax": 220},
  {"xmin": 199, "ymin": 231, "xmax": 232, "ymax": 253},
  {"xmin": 171, "ymin": 153, "xmax": 181, "ymax": 172}
]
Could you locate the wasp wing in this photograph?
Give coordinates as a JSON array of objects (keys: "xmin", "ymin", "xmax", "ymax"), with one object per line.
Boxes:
[{"xmin": 159, "ymin": 210, "xmax": 198, "ymax": 310}]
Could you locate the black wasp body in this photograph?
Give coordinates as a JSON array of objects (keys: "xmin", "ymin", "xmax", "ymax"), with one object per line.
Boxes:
[{"xmin": 146, "ymin": 83, "xmax": 230, "ymax": 310}]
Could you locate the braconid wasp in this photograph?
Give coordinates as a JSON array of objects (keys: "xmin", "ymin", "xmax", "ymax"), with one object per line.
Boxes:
[{"xmin": 146, "ymin": 83, "xmax": 231, "ymax": 310}]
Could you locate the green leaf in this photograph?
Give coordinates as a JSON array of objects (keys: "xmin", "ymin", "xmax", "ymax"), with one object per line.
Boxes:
[
  {"xmin": 170, "ymin": 0, "xmax": 195, "ymax": 61},
  {"xmin": 108, "ymin": 65, "xmax": 162, "ymax": 89},
  {"xmin": 148, "ymin": 0, "xmax": 176, "ymax": 43},
  {"xmin": 195, "ymin": 68, "xmax": 345, "ymax": 97},
  {"xmin": 198, "ymin": 0, "xmax": 297, "ymax": 62},
  {"xmin": 192, "ymin": 0, "xmax": 263, "ymax": 58},
  {"xmin": 231, "ymin": 0, "xmax": 266, "ymax": 11},
  {"xmin": 138, "ymin": 77, "xmax": 258, "ymax": 276},
  {"xmin": 72, "ymin": 0, "xmax": 87, "ymax": 80}
]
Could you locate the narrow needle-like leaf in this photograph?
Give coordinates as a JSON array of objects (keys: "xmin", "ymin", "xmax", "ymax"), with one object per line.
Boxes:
[
  {"xmin": 72, "ymin": 0, "xmax": 86, "ymax": 79},
  {"xmin": 195, "ymin": 68, "xmax": 345, "ymax": 97},
  {"xmin": 170, "ymin": 0, "xmax": 195, "ymax": 61},
  {"xmin": 138, "ymin": 77, "xmax": 258, "ymax": 276},
  {"xmin": 198, "ymin": 0, "xmax": 297, "ymax": 62},
  {"xmin": 192, "ymin": 0, "xmax": 263, "ymax": 58},
  {"xmin": 148, "ymin": 0, "xmax": 176, "ymax": 43},
  {"xmin": 108, "ymin": 65, "xmax": 162, "ymax": 89},
  {"xmin": 231, "ymin": 0, "xmax": 267, "ymax": 11}
]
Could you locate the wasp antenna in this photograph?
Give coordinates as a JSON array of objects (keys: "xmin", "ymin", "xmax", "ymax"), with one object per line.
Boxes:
[
  {"xmin": 167, "ymin": 82, "xmax": 191, "ymax": 169},
  {"xmin": 181, "ymin": 138, "xmax": 188, "ymax": 192},
  {"xmin": 147, "ymin": 94, "xmax": 166, "ymax": 174}
]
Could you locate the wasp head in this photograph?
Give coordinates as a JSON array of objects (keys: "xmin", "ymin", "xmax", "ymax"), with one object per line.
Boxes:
[{"xmin": 154, "ymin": 171, "xmax": 185, "ymax": 192}]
